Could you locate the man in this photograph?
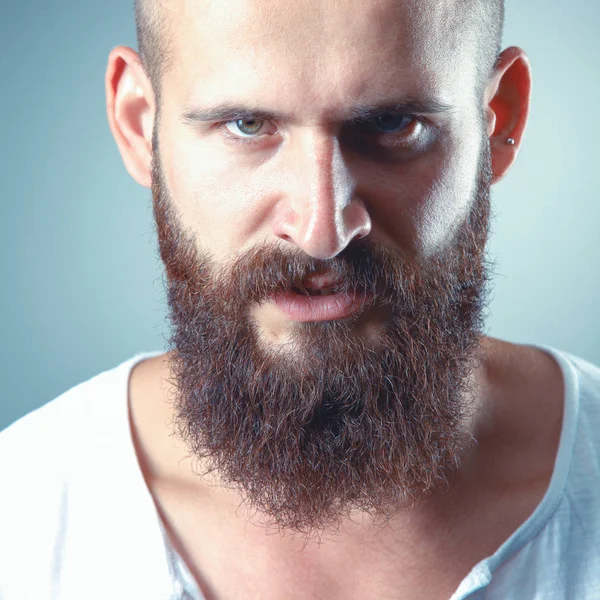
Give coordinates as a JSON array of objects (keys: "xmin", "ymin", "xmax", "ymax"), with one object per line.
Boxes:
[{"xmin": 1, "ymin": 0, "xmax": 599, "ymax": 598}]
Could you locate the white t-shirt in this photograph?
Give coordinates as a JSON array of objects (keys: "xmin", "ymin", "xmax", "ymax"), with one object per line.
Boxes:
[{"xmin": 1, "ymin": 345, "xmax": 599, "ymax": 600}]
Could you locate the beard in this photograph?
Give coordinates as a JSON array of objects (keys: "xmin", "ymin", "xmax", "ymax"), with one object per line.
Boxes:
[{"xmin": 150, "ymin": 135, "xmax": 494, "ymax": 535}]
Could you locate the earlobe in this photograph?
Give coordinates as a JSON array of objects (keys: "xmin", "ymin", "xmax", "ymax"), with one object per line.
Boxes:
[
  {"xmin": 485, "ymin": 46, "xmax": 532, "ymax": 184},
  {"xmin": 105, "ymin": 46, "xmax": 155, "ymax": 189}
]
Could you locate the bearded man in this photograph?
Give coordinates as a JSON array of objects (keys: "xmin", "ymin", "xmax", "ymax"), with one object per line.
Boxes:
[{"xmin": 1, "ymin": 0, "xmax": 599, "ymax": 598}]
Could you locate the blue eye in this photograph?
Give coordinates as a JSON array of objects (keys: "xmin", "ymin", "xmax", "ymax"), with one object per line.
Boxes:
[
  {"xmin": 225, "ymin": 119, "xmax": 266, "ymax": 137},
  {"xmin": 372, "ymin": 114, "xmax": 413, "ymax": 133}
]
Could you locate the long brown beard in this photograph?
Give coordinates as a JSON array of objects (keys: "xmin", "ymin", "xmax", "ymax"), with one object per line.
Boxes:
[{"xmin": 151, "ymin": 135, "xmax": 494, "ymax": 535}]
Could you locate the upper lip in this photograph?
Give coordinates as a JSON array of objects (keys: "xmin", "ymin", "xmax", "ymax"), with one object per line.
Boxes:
[{"xmin": 297, "ymin": 272, "xmax": 343, "ymax": 290}]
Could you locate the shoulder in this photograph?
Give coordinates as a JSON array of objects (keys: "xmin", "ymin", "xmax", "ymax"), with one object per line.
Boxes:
[
  {"xmin": 541, "ymin": 346, "xmax": 600, "ymax": 443},
  {"xmin": 526, "ymin": 345, "xmax": 600, "ymax": 472},
  {"xmin": 0, "ymin": 357, "xmax": 134, "ymax": 464},
  {"xmin": 0, "ymin": 357, "xmax": 137, "ymax": 518},
  {"xmin": 0, "ymin": 351, "xmax": 172, "ymax": 598},
  {"xmin": 0, "ymin": 365, "xmax": 107, "ymax": 592},
  {"xmin": 0, "ymin": 354, "xmax": 155, "ymax": 523},
  {"xmin": 472, "ymin": 345, "xmax": 600, "ymax": 597},
  {"xmin": 543, "ymin": 347, "xmax": 600, "ymax": 559},
  {"xmin": 555, "ymin": 349, "xmax": 600, "ymax": 473},
  {"xmin": 564, "ymin": 351, "xmax": 600, "ymax": 404}
]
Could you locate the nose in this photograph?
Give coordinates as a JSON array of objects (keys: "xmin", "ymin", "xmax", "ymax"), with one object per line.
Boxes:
[{"xmin": 272, "ymin": 130, "xmax": 371, "ymax": 259}]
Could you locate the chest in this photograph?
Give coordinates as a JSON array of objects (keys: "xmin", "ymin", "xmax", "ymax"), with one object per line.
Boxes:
[
  {"xmin": 153, "ymin": 490, "xmax": 540, "ymax": 600},
  {"xmin": 172, "ymin": 540, "xmax": 469, "ymax": 600}
]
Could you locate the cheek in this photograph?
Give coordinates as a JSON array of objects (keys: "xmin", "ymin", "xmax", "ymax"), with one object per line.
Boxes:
[
  {"xmin": 365, "ymin": 137, "xmax": 481, "ymax": 259},
  {"xmin": 163, "ymin": 138, "xmax": 267, "ymax": 259}
]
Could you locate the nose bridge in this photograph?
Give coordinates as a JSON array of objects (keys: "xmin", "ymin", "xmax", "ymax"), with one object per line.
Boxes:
[
  {"xmin": 274, "ymin": 128, "xmax": 370, "ymax": 259},
  {"xmin": 303, "ymin": 130, "xmax": 348, "ymax": 237}
]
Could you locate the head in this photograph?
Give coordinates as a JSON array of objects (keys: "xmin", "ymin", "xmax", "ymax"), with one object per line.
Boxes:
[
  {"xmin": 134, "ymin": 0, "xmax": 506, "ymax": 107},
  {"xmin": 107, "ymin": 0, "xmax": 531, "ymax": 533}
]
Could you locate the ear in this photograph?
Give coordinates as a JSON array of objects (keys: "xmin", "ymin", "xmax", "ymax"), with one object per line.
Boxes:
[
  {"xmin": 484, "ymin": 46, "xmax": 532, "ymax": 184},
  {"xmin": 105, "ymin": 46, "xmax": 155, "ymax": 189}
]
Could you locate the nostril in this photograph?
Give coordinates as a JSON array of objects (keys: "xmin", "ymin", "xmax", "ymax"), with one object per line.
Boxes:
[
  {"xmin": 344, "ymin": 202, "xmax": 372, "ymax": 243},
  {"xmin": 352, "ymin": 225, "xmax": 371, "ymax": 243}
]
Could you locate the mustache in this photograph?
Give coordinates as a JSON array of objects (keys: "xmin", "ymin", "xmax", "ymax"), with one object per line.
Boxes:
[{"xmin": 216, "ymin": 238, "xmax": 419, "ymax": 305}]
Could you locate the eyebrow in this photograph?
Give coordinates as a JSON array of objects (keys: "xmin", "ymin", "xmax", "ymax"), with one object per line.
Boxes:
[{"xmin": 180, "ymin": 98, "xmax": 456, "ymax": 125}]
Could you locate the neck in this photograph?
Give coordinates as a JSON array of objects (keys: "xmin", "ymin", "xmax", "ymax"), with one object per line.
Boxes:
[{"xmin": 129, "ymin": 337, "xmax": 506, "ymax": 535}]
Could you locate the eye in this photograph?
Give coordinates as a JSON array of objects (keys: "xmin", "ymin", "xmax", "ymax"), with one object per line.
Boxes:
[
  {"xmin": 370, "ymin": 114, "xmax": 414, "ymax": 134},
  {"xmin": 344, "ymin": 113, "xmax": 431, "ymax": 154},
  {"xmin": 224, "ymin": 119, "xmax": 269, "ymax": 138}
]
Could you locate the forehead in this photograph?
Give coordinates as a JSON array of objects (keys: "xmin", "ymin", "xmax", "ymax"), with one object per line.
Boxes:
[{"xmin": 165, "ymin": 0, "xmax": 478, "ymax": 118}]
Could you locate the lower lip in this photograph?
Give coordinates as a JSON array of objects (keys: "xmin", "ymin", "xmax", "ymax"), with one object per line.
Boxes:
[{"xmin": 270, "ymin": 289, "xmax": 373, "ymax": 322}]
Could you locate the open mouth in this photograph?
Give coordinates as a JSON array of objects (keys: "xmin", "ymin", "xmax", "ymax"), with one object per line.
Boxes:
[
  {"xmin": 272, "ymin": 280, "xmax": 371, "ymax": 322},
  {"xmin": 291, "ymin": 285, "xmax": 338, "ymax": 297},
  {"xmin": 289, "ymin": 272, "xmax": 344, "ymax": 297}
]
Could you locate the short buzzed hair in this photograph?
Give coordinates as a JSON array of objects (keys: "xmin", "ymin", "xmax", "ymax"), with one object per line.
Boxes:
[
  {"xmin": 134, "ymin": 0, "xmax": 173, "ymax": 99},
  {"xmin": 134, "ymin": 0, "xmax": 505, "ymax": 102}
]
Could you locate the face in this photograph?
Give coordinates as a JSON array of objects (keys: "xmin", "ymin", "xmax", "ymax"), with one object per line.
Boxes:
[
  {"xmin": 155, "ymin": 0, "xmax": 486, "ymax": 345},
  {"xmin": 149, "ymin": 0, "xmax": 494, "ymax": 533}
]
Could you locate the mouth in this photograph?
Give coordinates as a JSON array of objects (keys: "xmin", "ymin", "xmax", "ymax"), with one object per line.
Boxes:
[
  {"xmin": 290, "ymin": 285, "xmax": 338, "ymax": 297},
  {"xmin": 290, "ymin": 271, "xmax": 345, "ymax": 296},
  {"xmin": 271, "ymin": 280, "xmax": 372, "ymax": 322}
]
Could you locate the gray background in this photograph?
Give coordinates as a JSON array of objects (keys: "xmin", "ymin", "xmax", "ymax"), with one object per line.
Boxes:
[{"xmin": 1, "ymin": 1, "xmax": 598, "ymax": 431}]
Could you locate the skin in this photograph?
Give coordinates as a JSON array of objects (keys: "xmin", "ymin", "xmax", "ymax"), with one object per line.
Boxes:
[{"xmin": 105, "ymin": 0, "xmax": 564, "ymax": 597}]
